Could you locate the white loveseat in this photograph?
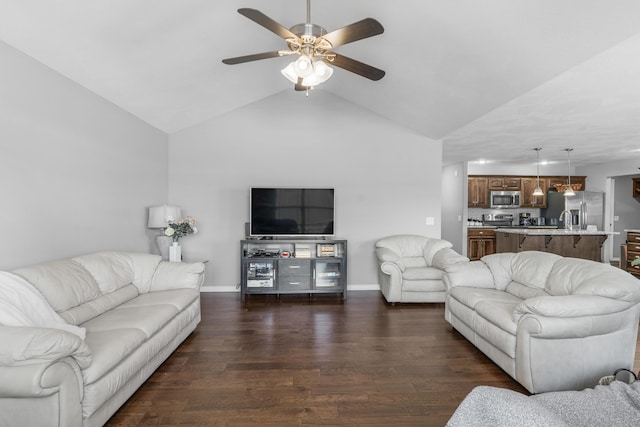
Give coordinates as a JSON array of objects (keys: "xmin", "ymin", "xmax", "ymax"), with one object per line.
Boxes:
[
  {"xmin": 376, "ymin": 235, "xmax": 469, "ymax": 304},
  {"xmin": 444, "ymin": 251, "xmax": 640, "ymax": 394},
  {"xmin": 0, "ymin": 251, "xmax": 205, "ymax": 427}
]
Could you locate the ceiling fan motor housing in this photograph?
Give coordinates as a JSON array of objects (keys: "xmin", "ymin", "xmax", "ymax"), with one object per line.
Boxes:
[{"xmin": 290, "ymin": 23, "xmax": 327, "ymax": 37}]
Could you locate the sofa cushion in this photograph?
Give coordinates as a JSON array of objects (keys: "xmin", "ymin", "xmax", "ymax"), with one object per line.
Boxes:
[
  {"xmin": 0, "ymin": 271, "xmax": 87, "ymax": 338},
  {"xmin": 475, "ymin": 300, "xmax": 519, "ymax": 336},
  {"xmin": 118, "ymin": 288, "xmax": 200, "ymax": 312},
  {"xmin": 505, "ymin": 281, "xmax": 550, "ymax": 300},
  {"xmin": 402, "ymin": 266, "xmax": 443, "ymax": 281},
  {"xmin": 73, "ymin": 252, "xmax": 135, "ymax": 294},
  {"xmin": 125, "ymin": 252, "xmax": 162, "ymax": 293},
  {"xmin": 474, "ymin": 302, "xmax": 518, "ymax": 357},
  {"xmin": 59, "ymin": 285, "xmax": 139, "ymax": 326},
  {"xmin": 449, "ymin": 287, "xmax": 523, "ymax": 310},
  {"xmin": 481, "ymin": 253, "xmax": 515, "ymax": 291},
  {"xmin": 511, "ymin": 251, "xmax": 561, "ymax": 290},
  {"xmin": 82, "ymin": 328, "xmax": 147, "ymax": 385},
  {"xmin": 150, "ymin": 262, "xmax": 206, "ymax": 292},
  {"xmin": 13, "ymin": 260, "xmax": 102, "ymax": 313},
  {"xmin": 445, "ymin": 261, "xmax": 495, "ymax": 289},
  {"xmin": 545, "ymin": 258, "xmax": 640, "ymax": 301}
]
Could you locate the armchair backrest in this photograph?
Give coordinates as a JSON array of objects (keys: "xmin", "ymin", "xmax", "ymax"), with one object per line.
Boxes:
[{"xmin": 376, "ymin": 235, "xmax": 453, "ymax": 267}]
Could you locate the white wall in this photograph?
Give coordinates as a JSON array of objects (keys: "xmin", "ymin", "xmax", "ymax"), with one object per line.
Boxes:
[
  {"xmin": 441, "ymin": 162, "xmax": 466, "ymax": 254},
  {"xmin": 169, "ymin": 90, "xmax": 442, "ymax": 289},
  {"xmin": 0, "ymin": 42, "xmax": 168, "ymax": 269}
]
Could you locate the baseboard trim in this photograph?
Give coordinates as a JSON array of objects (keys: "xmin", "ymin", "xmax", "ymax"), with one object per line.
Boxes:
[{"xmin": 200, "ymin": 284, "xmax": 380, "ymax": 293}]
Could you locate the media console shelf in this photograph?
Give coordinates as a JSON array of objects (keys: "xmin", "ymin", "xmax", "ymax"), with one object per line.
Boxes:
[{"xmin": 240, "ymin": 239, "xmax": 347, "ymax": 301}]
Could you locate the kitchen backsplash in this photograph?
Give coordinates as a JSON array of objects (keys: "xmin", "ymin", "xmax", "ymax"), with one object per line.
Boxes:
[{"xmin": 468, "ymin": 207, "xmax": 542, "ymax": 225}]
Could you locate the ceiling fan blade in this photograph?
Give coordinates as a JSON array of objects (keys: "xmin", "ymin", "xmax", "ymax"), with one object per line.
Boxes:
[
  {"xmin": 330, "ymin": 54, "xmax": 385, "ymax": 81},
  {"xmin": 222, "ymin": 51, "xmax": 282, "ymax": 65},
  {"xmin": 238, "ymin": 8, "xmax": 298, "ymax": 40},
  {"xmin": 321, "ymin": 18, "xmax": 384, "ymax": 48}
]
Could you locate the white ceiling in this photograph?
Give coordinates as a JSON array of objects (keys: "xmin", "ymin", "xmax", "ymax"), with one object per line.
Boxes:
[{"xmin": 2, "ymin": 0, "xmax": 640, "ymax": 167}]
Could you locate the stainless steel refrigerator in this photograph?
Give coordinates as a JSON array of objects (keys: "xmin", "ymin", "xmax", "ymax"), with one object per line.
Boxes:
[{"xmin": 541, "ymin": 191, "xmax": 605, "ymax": 230}]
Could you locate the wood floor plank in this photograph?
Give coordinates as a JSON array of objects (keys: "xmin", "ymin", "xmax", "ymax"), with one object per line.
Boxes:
[{"xmin": 106, "ymin": 291, "xmax": 640, "ymax": 426}]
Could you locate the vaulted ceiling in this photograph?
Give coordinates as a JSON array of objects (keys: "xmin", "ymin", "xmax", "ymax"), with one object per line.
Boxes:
[{"xmin": 2, "ymin": 0, "xmax": 640, "ymax": 167}]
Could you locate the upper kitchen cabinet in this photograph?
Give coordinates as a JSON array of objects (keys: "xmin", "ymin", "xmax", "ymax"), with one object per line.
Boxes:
[
  {"xmin": 468, "ymin": 177, "xmax": 489, "ymax": 208},
  {"xmin": 488, "ymin": 177, "xmax": 522, "ymax": 191},
  {"xmin": 633, "ymin": 177, "xmax": 640, "ymax": 201},
  {"xmin": 520, "ymin": 177, "xmax": 548, "ymax": 208},
  {"xmin": 547, "ymin": 176, "xmax": 586, "ymax": 192}
]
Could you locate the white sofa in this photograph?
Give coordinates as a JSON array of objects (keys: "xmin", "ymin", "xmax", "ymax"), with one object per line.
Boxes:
[
  {"xmin": 376, "ymin": 235, "xmax": 469, "ymax": 304},
  {"xmin": 0, "ymin": 251, "xmax": 205, "ymax": 427},
  {"xmin": 444, "ymin": 251, "xmax": 640, "ymax": 394}
]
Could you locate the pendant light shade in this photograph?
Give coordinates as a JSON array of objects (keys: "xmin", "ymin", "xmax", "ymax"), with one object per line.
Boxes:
[
  {"xmin": 532, "ymin": 148, "xmax": 544, "ymax": 196},
  {"xmin": 563, "ymin": 148, "xmax": 576, "ymax": 197}
]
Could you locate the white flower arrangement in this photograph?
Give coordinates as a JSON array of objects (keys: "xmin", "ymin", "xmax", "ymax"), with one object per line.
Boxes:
[{"xmin": 164, "ymin": 216, "xmax": 197, "ymax": 242}]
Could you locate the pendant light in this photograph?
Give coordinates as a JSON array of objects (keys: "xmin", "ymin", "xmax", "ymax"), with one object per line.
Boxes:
[
  {"xmin": 563, "ymin": 148, "xmax": 576, "ymax": 197},
  {"xmin": 532, "ymin": 148, "xmax": 544, "ymax": 196}
]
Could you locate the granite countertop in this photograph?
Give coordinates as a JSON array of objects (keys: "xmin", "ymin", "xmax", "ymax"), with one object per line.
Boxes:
[
  {"xmin": 624, "ymin": 229, "xmax": 640, "ymax": 233},
  {"xmin": 496, "ymin": 228, "xmax": 618, "ymax": 236}
]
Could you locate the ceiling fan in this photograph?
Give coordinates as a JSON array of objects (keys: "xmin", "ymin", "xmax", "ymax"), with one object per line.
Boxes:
[{"xmin": 221, "ymin": 0, "xmax": 385, "ymax": 92}]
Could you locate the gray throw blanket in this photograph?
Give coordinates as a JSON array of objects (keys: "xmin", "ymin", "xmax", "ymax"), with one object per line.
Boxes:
[{"xmin": 447, "ymin": 381, "xmax": 640, "ymax": 426}]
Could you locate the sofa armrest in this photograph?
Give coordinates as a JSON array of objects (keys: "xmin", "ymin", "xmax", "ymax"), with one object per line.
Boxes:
[
  {"xmin": 513, "ymin": 295, "xmax": 633, "ymax": 324},
  {"xmin": 0, "ymin": 358, "xmax": 84, "ymax": 427},
  {"xmin": 375, "ymin": 247, "xmax": 404, "ymax": 270},
  {"xmin": 150, "ymin": 261, "xmax": 206, "ymax": 292}
]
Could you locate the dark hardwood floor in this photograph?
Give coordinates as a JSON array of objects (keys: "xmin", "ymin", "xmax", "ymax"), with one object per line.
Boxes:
[{"xmin": 106, "ymin": 291, "xmax": 640, "ymax": 426}]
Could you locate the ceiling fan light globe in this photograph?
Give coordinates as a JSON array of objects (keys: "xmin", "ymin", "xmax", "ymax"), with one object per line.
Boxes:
[
  {"xmin": 301, "ymin": 60, "xmax": 333, "ymax": 87},
  {"xmin": 281, "ymin": 62, "xmax": 299, "ymax": 84},
  {"xmin": 293, "ymin": 55, "xmax": 313, "ymax": 78}
]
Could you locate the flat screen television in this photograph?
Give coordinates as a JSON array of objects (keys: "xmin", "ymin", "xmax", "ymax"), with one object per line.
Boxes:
[{"xmin": 250, "ymin": 187, "xmax": 335, "ymax": 237}]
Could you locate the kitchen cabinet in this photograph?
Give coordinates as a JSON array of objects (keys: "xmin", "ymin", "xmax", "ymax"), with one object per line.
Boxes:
[
  {"xmin": 547, "ymin": 176, "xmax": 586, "ymax": 192},
  {"xmin": 468, "ymin": 177, "xmax": 489, "ymax": 208},
  {"xmin": 624, "ymin": 231, "xmax": 640, "ymax": 277},
  {"xmin": 468, "ymin": 175, "xmax": 587, "ymax": 209},
  {"xmin": 633, "ymin": 178, "xmax": 640, "ymax": 201},
  {"xmin": 467, "ymin": 228, "xmax": 496, "ymax": 260},
  {"xmin": 520, "ymin": 177, "xmax": 548, "ymax": 208},
  {"xmin": 488, "ymin": 177, "xmax": 521, "ymax": 191}
]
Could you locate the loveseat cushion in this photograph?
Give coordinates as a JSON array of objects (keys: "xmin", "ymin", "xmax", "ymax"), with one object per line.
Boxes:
[
  {"xmin": 449, "ymin": 287, "xmax": 523, "ymax": 311},
  {"xmin": 445, "ymin": 261, "xmax": 495, "ymax": 289},
  {"xmin": 511, "ymin": 251, "xmax": 561, "ymax": 290},
  {"xmin": 13, "ymin": 260, "xmax": 102, "ymax": 313},
  {"xmin": 546, "ymin": 258, "xmax": 640, "ymax": 302},
  {"xmin": 504, "ymin": 282, "xmax": 549, "ymax": 300}
]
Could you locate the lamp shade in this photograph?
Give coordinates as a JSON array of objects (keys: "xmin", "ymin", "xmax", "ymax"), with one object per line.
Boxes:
[{"xmin": 147, "ymin": 205, "xmax": 181, "ymax": 228}]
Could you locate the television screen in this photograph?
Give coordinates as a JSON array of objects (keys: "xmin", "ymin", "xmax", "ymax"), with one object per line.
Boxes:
[{"xmin": 250, "ymin": 188, "xmax": 335, "ymax": 236}]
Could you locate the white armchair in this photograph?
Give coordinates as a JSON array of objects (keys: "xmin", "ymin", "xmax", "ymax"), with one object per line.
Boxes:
[{"xmin": 375, "ymin": 235, "xmax": 469, "ymax": 304}]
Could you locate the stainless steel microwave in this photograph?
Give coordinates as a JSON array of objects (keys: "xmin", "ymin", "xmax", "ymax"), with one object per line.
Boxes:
[{"xmin": 490, "ymin": 191, "xmax": 521, "ymax": 208}]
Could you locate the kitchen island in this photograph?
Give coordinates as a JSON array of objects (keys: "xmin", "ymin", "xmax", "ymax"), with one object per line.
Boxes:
[{"xmin": 496, "ymin": 228, "xmax": 616, "ymax": 262}]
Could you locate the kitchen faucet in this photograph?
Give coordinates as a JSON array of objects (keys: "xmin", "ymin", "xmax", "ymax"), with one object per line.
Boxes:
[{"xmin": 559, "ymin": 210, "xmax": 573, "ymax": 230}]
